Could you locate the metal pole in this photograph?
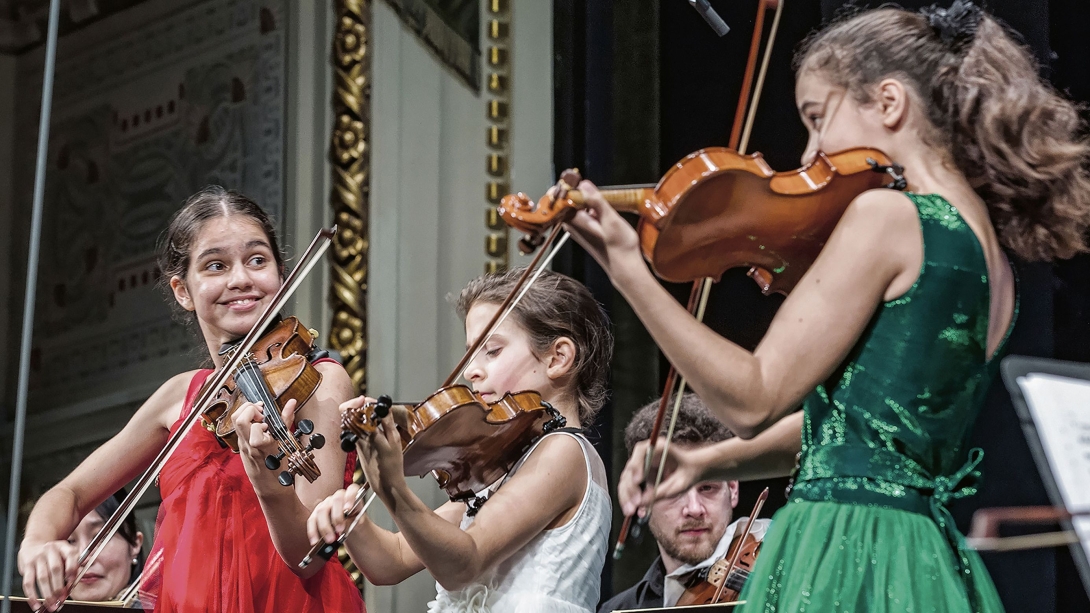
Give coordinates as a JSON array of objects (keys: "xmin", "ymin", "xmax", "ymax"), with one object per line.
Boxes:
[{"xmin": 2, "ymin": 0, "xmax": 63, "ymax": 609}]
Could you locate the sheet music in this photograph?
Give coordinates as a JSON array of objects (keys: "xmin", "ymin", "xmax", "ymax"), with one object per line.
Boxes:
[{"xmin": 1017, "ymin": 373, "xmax": 1090, "ymax": 563}]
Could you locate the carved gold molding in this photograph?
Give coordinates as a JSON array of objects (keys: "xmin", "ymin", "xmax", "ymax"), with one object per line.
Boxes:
[
  {"xmin": 330, "ymin": 0, "xmax": 370, "ymax": 395},
  {"xmin": 484, "ymin": 0, "xmax": 511, "ymax": 274},
  {"xmin": 330, "ymin": 0, "xmax": 370, "ymax": 590}
]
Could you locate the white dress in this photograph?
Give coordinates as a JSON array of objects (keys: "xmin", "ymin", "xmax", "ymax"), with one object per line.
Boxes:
[{"xmin": 427, "ymin": 431, "xmax": 612, "ymax": 613}]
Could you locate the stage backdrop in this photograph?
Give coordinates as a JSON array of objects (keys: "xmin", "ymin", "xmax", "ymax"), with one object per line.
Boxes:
[{"xmin": 4, "ymin": 0, "xmax": 287, "ymax": 527}]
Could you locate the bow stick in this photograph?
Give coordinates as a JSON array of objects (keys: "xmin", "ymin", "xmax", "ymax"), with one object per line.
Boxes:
[{"xmin": 614, "ymin": 0, "xmax": 785, "ymax": 559}]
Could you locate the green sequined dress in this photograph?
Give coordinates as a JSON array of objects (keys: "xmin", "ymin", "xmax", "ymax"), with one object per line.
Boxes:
[{"xmin": 739, "ymin": 193, "xmax": 1015, "ymax": 613}]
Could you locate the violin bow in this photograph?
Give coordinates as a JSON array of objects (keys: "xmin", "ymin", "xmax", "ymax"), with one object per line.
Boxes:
[
  {"xmin": 299, "ymin": 483, "xmax": 381, "ymax": 569},
  {"xmin": 299, "ymin": 222, "xmax": 574, "ymax": 569},
  {"xmin": 448, "ymin": 223, "xmax": 572, "ymax": 386},
  {"xmin": 711, "ymin": 487, "xmax": 768, "ymax": 603},
  {"xmin": 614, "ymin": 0, "xmax": 785, "ymax": 559},
  {"xmin": 61, "ymin": 227, "xmax": 337, "ymax": 603}
]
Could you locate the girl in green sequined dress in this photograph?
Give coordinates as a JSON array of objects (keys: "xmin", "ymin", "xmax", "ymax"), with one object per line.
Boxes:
[{"xmin": 567, "ymin": 2, "xmax": 1090, "ymax": 611}]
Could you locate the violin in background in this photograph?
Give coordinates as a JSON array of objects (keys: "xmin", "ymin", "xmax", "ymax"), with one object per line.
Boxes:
[{"xmin": 676, "ymin": 488, "xmax": 769, "ymax": 607}]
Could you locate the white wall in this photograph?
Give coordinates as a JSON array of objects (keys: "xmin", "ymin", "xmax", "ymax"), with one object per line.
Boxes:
[
  {"xmin": 283, "ymin": 0, "xmax": 335, "ymax": 334},
  {"xmin": 364, "ymin": 0, "xmax": 553, "ymax": 609}
]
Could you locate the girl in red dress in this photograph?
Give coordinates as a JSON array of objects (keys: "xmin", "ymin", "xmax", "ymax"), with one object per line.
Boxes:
[{"xmin": 18, "ymin": 186, "xmax": 364, "ymax": 613}]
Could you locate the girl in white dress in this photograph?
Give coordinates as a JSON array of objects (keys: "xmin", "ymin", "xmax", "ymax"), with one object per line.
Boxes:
[{"xmin": 306, "ymin": 269, "xmax": 613, "ymax": 612}]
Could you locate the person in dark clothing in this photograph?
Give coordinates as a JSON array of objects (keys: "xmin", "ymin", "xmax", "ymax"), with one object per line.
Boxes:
[{"xmin": 599, "ymin": 394, "xmax": 771, "ymax": 612}]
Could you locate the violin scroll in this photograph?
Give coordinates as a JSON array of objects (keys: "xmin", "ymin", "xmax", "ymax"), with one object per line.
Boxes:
[
  {"xmin": 501, "ymin": 168, "xmax": 584, "ymax": 252},
  {"xmin": 339, "ymin": 394, "xmax": 393, "ymax": 451}
]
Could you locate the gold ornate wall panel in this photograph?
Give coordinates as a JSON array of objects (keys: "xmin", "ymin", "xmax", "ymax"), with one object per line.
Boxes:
[
  {"xmin": 330, "ymin": 0, "xmax": 371, "ymax": 395},
  {"xmin": 484, "ymin": 0, "xmax": 511, "ymax": 274}
]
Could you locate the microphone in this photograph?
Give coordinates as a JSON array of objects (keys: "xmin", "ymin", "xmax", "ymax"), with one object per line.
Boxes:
[{"xmin": 689, "ymin": 0, "xmax": 730, "ymax": 37}]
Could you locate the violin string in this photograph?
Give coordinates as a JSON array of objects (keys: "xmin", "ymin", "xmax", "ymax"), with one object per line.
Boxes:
[
  {"xmin": 237, "ymin": 356, "xmax": 301, "ymax": 457},
  {"xmin": 456, "ymin": 231, "xmax": 571, "ymax": 383},
  {"xmin": 67, "ymin": 228, "xmax": 335, "ymax": 593}
]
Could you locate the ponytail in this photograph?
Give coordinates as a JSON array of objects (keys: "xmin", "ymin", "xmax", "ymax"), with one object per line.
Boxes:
[
  {"xmin": 796, "ymin": 2, "xmax": 1090, "ymax": 262},
  {"xmin": 949, "ymin": 16, "xmax": 1090, "ymax": 261}
]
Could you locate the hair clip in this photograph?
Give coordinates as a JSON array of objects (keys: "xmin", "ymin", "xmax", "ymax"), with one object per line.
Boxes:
[{"xmin": 922, "ymin": 0, "xmax": 983, "ymax": 51}]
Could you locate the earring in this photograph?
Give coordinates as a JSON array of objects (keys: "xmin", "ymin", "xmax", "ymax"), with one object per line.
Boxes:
[{"xmin": 132, "ymin": 557, "xmax": 138, "ymax": 566}]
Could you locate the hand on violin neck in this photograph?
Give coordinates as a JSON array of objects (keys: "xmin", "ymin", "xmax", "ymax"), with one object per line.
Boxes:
[
  {"xmin": 232, "ymin": 399, "xmax": 298, "ymax": 464},
  {"xmin": 353, "ymin": 411, "xmax": 407, "ymax": 502},
  {"xmin": 564, "ymin": 180, "xmax": 646, "ymax": 285}
]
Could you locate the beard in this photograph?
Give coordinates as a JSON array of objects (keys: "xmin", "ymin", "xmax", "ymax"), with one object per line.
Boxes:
[{"xmin": 651, "ymin": 521, "xmax": 728, "ymax": 567}]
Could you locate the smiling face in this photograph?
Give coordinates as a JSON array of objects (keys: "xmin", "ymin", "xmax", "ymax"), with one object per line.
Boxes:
[
  {"xmin": 169, "ymin": 215, "xmax": 282, "ymax": 358},
  {"xmin": 648, "ymin": 468, "xmax": 738, "ymax": 571},
  {"xmin": 462, "ymin": 301, "xmax": 574, "ymax": 419},
  {"xmin": 795, "ymin": 70, "xmax": 896, "ymax": 167},
  {"xmin": 67, "ymin": 512, "xmax": 142, "ymax": 602}
]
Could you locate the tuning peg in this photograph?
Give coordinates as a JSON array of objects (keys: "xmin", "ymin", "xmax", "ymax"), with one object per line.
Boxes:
[
  {"xmin": 294, "ymin": 419, "xmax": 315, "ymax": 436},
  {"xmin": 559, "ymin": 168, "xmax": 582, "ymax": 189},
  {"xmin": 307, "ymin": 433, "xmax": 326, "ymax": 450},
  {"xmin": 278, "ymin": 471, "xmax": 294, "ymax": 487},
  {"xmin": 374, "ymin": 395, "xmax": 393, "ymax": 419},
  {"xmin": 265, "ymin": 450, "xmax": 284, "ymax": 470},
  {"xmin": 340, "ymin": 431, "xmax": 359, "ymax": 452},
  {"xmin": 518, "ymin": 234, "xmax": 544, "ymax": 255}
]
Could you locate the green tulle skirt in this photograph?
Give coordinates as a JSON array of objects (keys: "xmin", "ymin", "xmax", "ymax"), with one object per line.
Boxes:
[{"xmin": 738, "ymin": 500, "xmax": 1005, "ymax": 612}]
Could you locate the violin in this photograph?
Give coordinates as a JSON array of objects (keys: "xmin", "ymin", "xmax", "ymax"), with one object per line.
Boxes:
[
  {"xmin": 299, "ymin": 386, "xmax": 567, "ymax": 569},
  {"xmin": 199, "ymin": 315, "xmax": 328, "ymax": 486},
  {"xmin": 299, "ymin": 256, "xmax": 574, "ymax": 569},
  {"xmin": 676, "ymin": 532, "xmax": 762, "ymax": 606},
  {"xmin": 340, "ymin": 387, "xmax": 567, "ymax": 502},
  {"xmin": 71, "ymin": 228, "xmax": 337, "ymax": 596},
  {"xmin": 676, "ymin": 487, "xmax": 769, "ymax": 606},
  {"xmin": 500, "ymin": 147, "xmax": 906, "ymax": 294}
]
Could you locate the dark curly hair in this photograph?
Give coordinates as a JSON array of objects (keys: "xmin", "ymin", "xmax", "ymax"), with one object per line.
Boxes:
[
  {"xmin": 624, "ymin": 393, "xmax": 734, "ymax": 454},
  {"xmin": 455, "ymin": 268, "xmax": 613, "ymax": 426},
  {"xmin": 796, "ymin": 2, "xmax": 1090, "ymax": 261}
]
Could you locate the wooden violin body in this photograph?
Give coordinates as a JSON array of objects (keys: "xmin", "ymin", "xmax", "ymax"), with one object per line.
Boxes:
[
  {"xmin": 500, "ymin": 147, "xmax": 905, "ymax": 294},
  {"xmin": 342, "ymin": 386, "xmax": 566, "ymax": 502},
  {"xmin": 199, "ymin": 316, "xmax": 327, "ymax": 484},
  {"xmin": 676, "ymin": 531, "xmax": 763, "ymax": 606}
]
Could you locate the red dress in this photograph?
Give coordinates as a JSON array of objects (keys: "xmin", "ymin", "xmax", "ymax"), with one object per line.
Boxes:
[{"xmin": 143, "ymin": 367, "xmax": 365, "ymax": 613}]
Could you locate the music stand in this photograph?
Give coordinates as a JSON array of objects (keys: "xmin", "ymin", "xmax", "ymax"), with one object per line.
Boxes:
[{"xmin": 999, "ymin": 355, "xmax": 1090, "ymax": 595}]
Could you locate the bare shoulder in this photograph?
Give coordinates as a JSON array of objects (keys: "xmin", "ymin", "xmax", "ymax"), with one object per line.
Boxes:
[
  {"xmin": 141, "ymin": 369, "xmax": 202, "ymax": 430},
  {"xmin": 310, "ymin": 360, "xmax": 357, "ymax": 409},
  {"xmin": 512, "ymin": 433, "xmax": 589, "ymax": 491},
  {"xmin": 314, "ymin": 359, "xmax": 353, "ymax": 387},
  {"xmin": 837, "ymin": 189, "xmax": 924, "ymax": 298},
  {"xmin": 833, "ymin": 190, "xmax": 922, "ymax": 261},
  {"xmin": 842, "ymin": 189, "xmax": 920, "ymax": 231}
]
